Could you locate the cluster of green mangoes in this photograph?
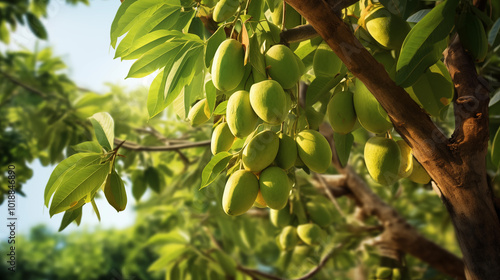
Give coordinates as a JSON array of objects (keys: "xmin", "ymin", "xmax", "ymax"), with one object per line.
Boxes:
[{"xmin": 369, "ymin": 266, "xmax": 404, "ymax": 280}]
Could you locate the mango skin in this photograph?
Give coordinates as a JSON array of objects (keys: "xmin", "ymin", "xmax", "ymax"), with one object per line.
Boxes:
[
  {"xmin": 242, "ymin": 130, "xmax": 279, "ymax": 172},
  {"xmin": 249, "ymin": 80, "xmax": 288, "ymax": 124},
  {"xmin": 364, "ymin": 4, "xmax": 410, "ymax": 50},
  {"xmin": 396, "ymin": 140, "xmax": 413, "ymax": 178},
  {"xmin": 353, "ymin": 79, "xmax": 392, "ymax": 133},
  {"xmin": 253, "ymin": 190, "xmax": 267, "ymax": 208},
  {"xmin": 265, "ymin": 44, "xmax": 301, "ymax": 89},
  {"xmin": 408, "ymin": 157, "xmax": 431, "ymax": 184},
  {"xmin": 259, "ymin": 167, "xmax": 290, "ymax": 210},
  {"xmin": 222, "ymin": 170, "xmax": 259, "ymax": 216},
  {"xmin": 297, "ymin": 223, "xmax": 323, "ymax": 246},
  {"xmin": 328, "ymin": 90, "xmax": 357, "ymax": 134},
  {"xmin": 188, "ymin": 98, "xmax": 210, "ymax": 126},
  {"xmin": 364, "ymin": 137, "xmax": 401, "ymax": 186},
  {"xmin": 270, "ymin": 204, "xmax": 292, "ymax": 228},
  {"xmin": 212, "ymin": 0, "xmax": 239, "ymax": 22},
  {"xmin": 226, "ymin": 90, "xmax": 258, "ymax": 138},
  {"xmin": 313, "ymin": 42, "xmax": 343, "ymax": 77},
  {"xmin": 212, "ymin": 39, "xmax": 245, "ymax": 91},
  {"xmin": 296, "ymin": 130, "xmax": 332, "ymax": 173},
  {"xmin": 211, "ymin": 122, "xmax": 235, "ymax": 155},
  {"xmin": 276, "ymin": 134, "xmax": 297, "ymax": 170},
  {"xmin": 279, "ymin": 226, "xmax": 298, "ymax": 251}
]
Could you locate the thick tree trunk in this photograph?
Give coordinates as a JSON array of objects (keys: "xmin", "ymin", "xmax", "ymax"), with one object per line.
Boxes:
[{"xmin": 285, "ymin": 0, "xmax": 500, "ymax": 278}]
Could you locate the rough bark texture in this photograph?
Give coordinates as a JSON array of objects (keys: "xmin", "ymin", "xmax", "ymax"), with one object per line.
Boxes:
[{"xmin": 285, "ymin": 0, "xmax": 500, "ymax": 279}]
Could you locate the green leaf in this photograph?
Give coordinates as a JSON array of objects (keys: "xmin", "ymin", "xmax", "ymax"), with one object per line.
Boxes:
[
  {"xmin": 333, "ymin": 132, "xmax": 354, "ymax": 167},
  {"xmin": 489, "ymin": 18, "xmax": 500, "ymax": 47},
  {"xmin": 265, "ymin": 0, "xmax": 280, "ymax": 12},
  {"xmin": 44, "ymin": 153, "xmax": 102, "ymax": 207},
  {"xmin": 183, "ymin": 63, "xmax": 205, "ymax": 117},
  {"xmin": 26, "ymin": 12, "xmax": 47, "ymax": 39},
  {"xmin": 306, "ymin": 68, "xmax": 347, "ymax": 106},
  {"xmin": 71, "ymin": 141, "xmax": 103, "ymax": 154},
  {"xmin": 489, "ymin": 88, "xmax": 500, "ymax": 107},
  {"xmin": 104, "ymin": 170, "xmax": 127, "ymax": 212},
  {"xmin": 49, "ymin": 162, "xmax": 111, "ymax": 216},
  {"xmin": 396, "ymin": 0, "xmax": 459, "ymax": 87},
  {"xmin": 89, "ymin": 112, "xmax": 115, "ymax": 151},
  {"xmin": 492, "ymin": 127, "xmax": 500, "ymax": 168},
  {"xmin": 200, "ymin": 152, "xmax": 232, "ymax": 190},
  {"xmin": 145, "ymin": 166, "xmax": 162, "ymax": 193},
  {"xmin": 379, "ymin": 0, "xmax": 418, "ymax": 19},
  {"xmin": 58, "ymin": 206, "xmax": 83, "ymax": 232},
  {"xmin": 406, "ymin": 9, "xmax": 432, "ymax": 23},
  {"xmin": 148, "ymin": 244, "xmax": 189, "ymax": 271},
  {"xmin": 132, "ymin": 170, "xmax": 147, "ymax": 201},
  {"xmin": 205, "ymin": 26, "xmax": 227, "ymax": 68},
  {"xmin": 147, "ymin": 231, "xmax": 189, "ymax": 246},
  {"xmin": 91, "ymin": 199, "xmax": 101, "ymax": 221},
  {"xmin": 205, "ymin": 79, "xmax": 217, "ymax": 114},
  {"xmin": 74, "ymin": 92, "xmax": 113, "ymax": 108},
  {"xmin": 249, "ymin": 35, "xmax": 267, "ymax": 81},
  {"xmin": 213, "ymin": 101, "xmax": 228, "ymax": 115}
]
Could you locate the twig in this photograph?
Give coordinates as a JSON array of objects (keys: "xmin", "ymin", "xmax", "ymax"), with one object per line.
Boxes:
[
  {"xmin": 314, "ymin": 173, "xmax": 346, "ymax": 217},
  {"xmin": 114, "ymin": 138, "xmax": 210, "ymax": 151}
]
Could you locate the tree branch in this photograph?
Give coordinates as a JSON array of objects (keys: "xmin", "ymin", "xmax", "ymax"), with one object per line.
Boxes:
[
  {"xmin": 0, "ymin": 70, "xmax": 48, "ymax": 98},
  {"xmin": 114, "ymin": 138, "xmax": 210, "ymax": 151},
  {"xmin": 280, "ymin": 24, "xmax": 319, "ymax": 44}
]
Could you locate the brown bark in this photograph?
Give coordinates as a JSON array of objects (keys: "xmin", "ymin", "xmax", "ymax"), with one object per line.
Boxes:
[{"xmin": 285, "ymin": 0, "xmax": 500, "ymax": 279}]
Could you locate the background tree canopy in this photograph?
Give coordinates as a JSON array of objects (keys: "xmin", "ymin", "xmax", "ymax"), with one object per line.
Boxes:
[{"xmin": 2, "ymin": 0, "xmax": 500, "ymax": 279}]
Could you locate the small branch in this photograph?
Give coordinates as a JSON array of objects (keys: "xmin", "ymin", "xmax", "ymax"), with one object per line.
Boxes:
[
  {"xmin": 237, "ymin": 265, "xmax": 285, "ymax": 280},
  {"xmin": 114, "ymin": 138, "xmax": 210, "ymax": 151},
  {"xmin": 0, "ymin": 70, "xmax": 48, "ymax": 98},
  {"xmin": 280, "ymin": 24, "xmax": 319, "ymax": 43}
]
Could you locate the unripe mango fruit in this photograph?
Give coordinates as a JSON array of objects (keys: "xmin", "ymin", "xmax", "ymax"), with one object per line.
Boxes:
[
  {"xmin": 259, "ymin": 167, "xmax": 290, "ymax": 210},
  {"xmin": 211, "ymin": 122, "xmax": 235, "ymax": 155},
  {"xmin": 396, "ymin": 140, "xmax": 413, "ymax": 178},
  {"xmin": 212, "ymin": 39, "xmax": 245, "ymax": 91},
  {"xmin": 226, "ymin": 90, "xmax": 258, "ymax": 138},
  {"xmin": 296, "ymin": 130, "xmax": 332, "ymax": 173},
  {"xmin": 328, "ymin": 90, "xmax": 357, "ymax": 134},
  {"xmin": 212, "ymin": 0, "xmax": 239, "ymax": 22},
  {"xmin": 242, "ymin": 130, "xmax": 279, "ymax": 172},
  {"xmin": 362, "ymin": 4, "xmax": 410, "ymax": 50},
  {"xmin": 364, "ymin": 137, "xmax": 401, "ymax": 186},
  {"xmin": 392, "ymin": 268, "xmax": 402, "ymax": 280},
  {"xmin": 297, "ymin": 223, "xmax": 323, "ymax": 246},
  {"xmin": 188, "ymin": 98, "xmax": 210, "ymax": 126},
  {"xmin": 270, "ymin": 204, "xmax": 292, "ymax": 228},
  {"xmin": 276, "ymin": 134, "xmax": 297, "ymax": 170},
  {"xmin": 249, "ymin": 80, "xmax": 288, "ymax": 124},
  {"xmin": 305, "ymin": 196, "xmax": 335, "ymax": 227},
  {"xmin": 408, "ymin": 157, "xmax": 431, "ymax": 184},
  {"xmin": 353, "ymin": 79, "xmax": 392, "ymax": 133},
  {"xmin": 279, "ymin": 226, "xmax": 298, "ymax": 251},
  {"xmin": 313, "ymin": 42, "xmax": 343, "ymax": 77},
  {"xmin": 271, "ymin": 3, "xmax": 301, "ymax": 30},
  {"xmin": 222, "ymin": 170, "xmax": 259, "ymax": 216},
  {"xmin": 253, "ymin": 190, "xmax": 267, "ymax": 208},
  {"xmin": 376, "ymin": 267, "xmax": 393, "ymax": 278},
  {"xmin": 265, "ymin": 45, "xmax": 301, "ymax": 89}
]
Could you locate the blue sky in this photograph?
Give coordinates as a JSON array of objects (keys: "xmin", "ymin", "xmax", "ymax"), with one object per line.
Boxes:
[{"xmin": 1, "ymin": 0, "xmax": 151, "ymax": 234}]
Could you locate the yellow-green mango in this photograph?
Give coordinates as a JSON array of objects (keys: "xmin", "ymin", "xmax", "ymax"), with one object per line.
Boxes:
[
  {"xmin": 212, "ymin": 39, "xmax": 245, "ymax": 91},
  {"xmin": 376, "ymin": 267, "xmax": 393, "ymax": 279},
  {"xmin": 242, "ymin": 130, "xmax": 279, "ymax": 172},
  {"xmin": 211, "ymin": 122, "xmax": 235, "ymax": 155},
  {"xmin": 265, "ymin": 45, "xmax": 301, "ymax": 89},
  {"xmin": 222, "ymin": 170, "xmax": 259, "ymax": 216},
  {"xmin": 363, "ymin": 4, "xmax": 410, "ymax": 50},
  {"xmin": 226, "ymin": 90, "xmax": 258, "ymax": 138},
  {"xmin": 305, "ymin": 200, "xmax": 334, "ymax": 227},
  {"xmin": 259, "ymin": 167, "xmax": 290, "ymax": 210},
  {"xmin": 305, "ymin": 107, "xmax": 324, "ymax": 131},
  {"xmin": 327, "ymin": 90, "xmax": 357, "ymax": 134},
  {"xmin": 408, "ymin": 157, "xmax": 431, "ymax": 184},
  {"xmin": 297, "ymin": 223, "xmax": 323, "ymax": 246},
  {"xmin": 270, "ymin": 203, "xmax": 292, "ymax": 228},
  {"xmin": 295, "ymin": 54, "xmax": 305, "ymax": 76},
  {"xmin": 313, "ymin": 42, "xmax": 343, "ymax": 77},
  {"xmin": 396, "ymin": 140, "xmax": 413, "ymax": 178},
  {"xmin": 458, "ymin": 12, "xmax": 488, "ymax": 62},
  {"xmin": 212, "ymin": 0, "xmax": 239, "ymax": 22},
  {"xmin": 249, "ymin": 80, "xmax": 288, "ymax": 124},
  {"xmin": 271, "ymin": 3, "xmax": 302, "ymax": 30},
  {"xmin": 188, "ymin": 98, "xmax": 210, "ymax": 126},
  {"xmin": 353, "ymin": 79, "xmax": 392, "ymax": 133},
  {"xmin": 291, "ymin": 245, "xmax": 312, "ymax": 263},
  {"xmin": 364, "ymin": 137, "xmax": 401, "ymax": 186},
  {"xmin": 405, "ymin": 61, "xmax": 454, "ymax": 118},
  {"xmin": 279, "ymin": 226, "xmax": 298, "ymax": 251},
  {"xmin": 276, "ymin": 134, "xmax": 297, "ymax": 170},
  {"xmin": 392, "ymin": 268, "xmax": 402, "ymax": 280},
  {"xmin": 296, "ymin": 130, "xmax": 332, "ymax": 173}
]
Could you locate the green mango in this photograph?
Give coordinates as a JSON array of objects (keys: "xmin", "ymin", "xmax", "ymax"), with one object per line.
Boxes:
[
  {"xmin": 242, "ymin": 130, "xmax": 279, "ymax": 172},
  {"xmin": 270, "ymin": 203, "xmax": 292, "ymax": 228},
  {"xmin": 297, "ymin": 223, "xmax": 323, "ymax": 246},
  {"xmin": 222, "ymin": 170, "xmax": 259, "ymax": 216},
  {"xmin": 279, "ymin": 226, "xmax": 298, "ymax": 251},
  {"xmin": 212, "ymin": 39, "xmax": 245, "ymax": 91},
  {"xmin": 188, "ymin": 98, "xmax": 211, "ymax": 126},
  {"xmin": 296, "ymin": 129, "xmax": 332, "ymax": 173},
  {"xmin": 265, "ymin": 44, "xmax": 301, "ymax": 89},
  {"xmin": 313, "ymin": 42, "xmax": 343, "ymax": 77},
  {"xmin": 392, "ymin": 268, "xmax": 402, "ymax": 280},
  {"xmin": 211, "ymin": 122, "xmax": 235, "ymax": 155},
  {"xmin": 353, "ymin": 79, "xmax": 392, "ymax": 133},
  {"xmin": 305, "ymin": 197, "xmax": 335, "ymax": 227},
  {"xmin": 327, "ymin": 90, "xmax": 357, "ymax": 134},
  {"xmin": 408, "ymin": 157, "xmax": 431, "ymax": 184},
  {"xmin": 253, "ymin": 190, "xmax": 267, "ymax": 208},
  {"xmin": 295, "ymin": 54, "xmax": 305, "ymax": 76},
  {"xmin": 364, "ymin": 137, "xmax": 401, "ymax": 186},
  {"xmin": 259, "ymin": 166, "xmax": 290, "ymax": 210},
  {"xmin": 212, "ymin": 0, "xmax": 239, "ymax": 22},
  {"xmin": 363, "ymin": 4, "xmax": 410, "ymax": 50},
  {"xmin": 271, "ymin": 2, "xmax": 302, "ymax": 30},
  {"xmin": 249, "ymin": 80, "xmax": 288, "ymax": 124},
  {"xmin": 396, "ymin": 140, "xmax": 413, "ymax": 178},
  {"xmin": 276, "ymin": 133, "xmax": 297, "ymax": 170},
  {"xmin": 226, "ymin": 90, "xmax": 258, "ymax": 138},
  {"xmin": 376, "ymin": 267, "xmax": 393, "ymax": 279}
]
